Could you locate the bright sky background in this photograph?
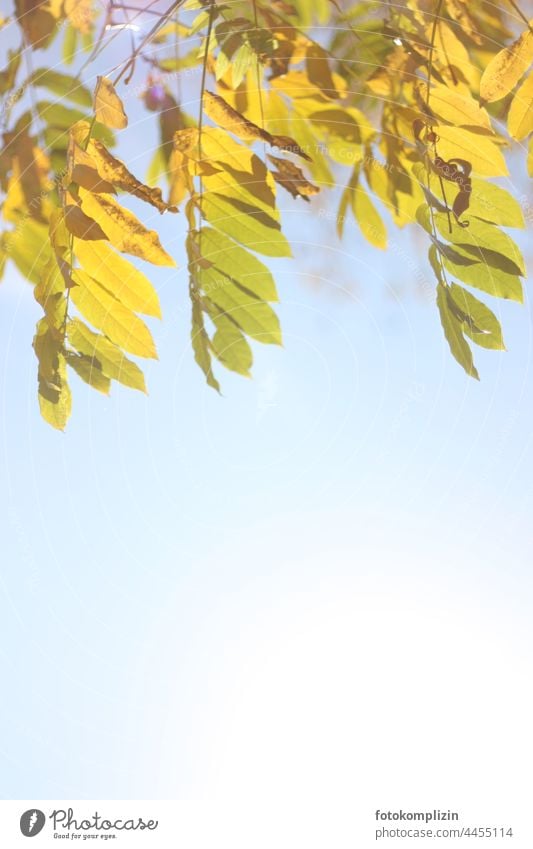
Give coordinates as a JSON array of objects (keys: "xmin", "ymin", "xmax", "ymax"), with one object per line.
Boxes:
[{"xmin": 1, "ymin": 7, "xmax": 533, "ymax": 838}]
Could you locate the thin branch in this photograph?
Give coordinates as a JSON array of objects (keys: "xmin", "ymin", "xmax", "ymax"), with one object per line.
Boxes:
[
  {"xmin": 113, "ymin": 0, "xmax": 187, "ymax": 86},
  {"xmin": 507, "ymin": 0, "xmax": 533, "ymax": 31},
  {"xmin": 197, "ymin": 0, "xmax": 217, "ymax": 226},
  {"xmin": 425, "ymin": 0, "xmax": 449, "ymax": 286},
  {"xmin": 252, "ymin": 0, "xmax": 267, "ymax": 138}
]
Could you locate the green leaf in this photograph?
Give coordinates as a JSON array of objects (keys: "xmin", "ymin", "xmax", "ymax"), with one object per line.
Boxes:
[
  {"xmin": 447, "ymin": 283, "xmax": 505, "ymax": 350},
  {"xmin": 4, "ymin": 218, "xmax": 51, "ymax": 285},
  {"xmin": 191, "ymin": 298, "xmax": 220, "ymax": 392},
  {"xmin": 196, "ymin": 228, "xmax": 278, "ymax": 301},
  {"xmin": 210, "ymin": 311, "xmax": 253, "ymax": 377},
  {"xmin": 231, "ymin": 41, "xmax": 254, "ymax": 89},
  {"xmin": 29, "ymin": 68, "xmax": 92, "ymax": 107},
  {"xmin": 204, "ymin": 286, "xmax": 282, "ymax": 345},
  {"xmin": 202, "ymin": 193, "xmax": 292, "ymax": 258},
  {"xmin": 66, "ymin": 351, "xmax": 111, "ymax": 394},
  {"xmin": 467, "ymin": 179, "xmax": 525, "ymax": 228},
  {"xmin": 62, "ymin": 23, "xmax": 78, "ymax": 65},
  {"xmin": 216, "ymin": 32, "xmax": 243, "ymax": 80},
  {"xmin": 35, "ymin": 101, "xmax": 115, "ymax": 146},
  {"xmin": 436, "ymin": 283, "xmax": 479, "ymax": 380},
  {"xmin": 68, "ymin": 318, "xmax": 147, "ymax": 391},
  {"xmin": 441, "ymin": 244, "xmax": 523, "ymax": 303},
  {"xmin": 71, "ymin": 269, "xmax": 157, "ymax": 359},
  {"xmin": 433, "ymin": 212, "xmax": 525, "ymax": 276}
]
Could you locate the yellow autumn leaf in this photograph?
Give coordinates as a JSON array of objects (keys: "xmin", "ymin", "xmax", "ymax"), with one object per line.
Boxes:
[
  {"xmin": 423, "ymin": 83, "xmax": 492, "ymax": 130},
  {"xmin": 71, "ymin": 269, "xmax": 157, "ymax": 359},
  {"xmin": 352, "ymin": 186, "xmax": 387, "ymax": 249},
  {"xmin": 444, "ymin": 0, "xmax": 482, "ymax": 45},
  {"xmin": 74, "ymin": 239, "xmax": 162, "ymax": 318},
  {"xmin": 480, "ymin": 24, "xmax": 533, "ymax": 103},
  {"xmin": 270, "ymin": 70, "xmax": 346, "ymax": 102},
  {"xmin": 78, "ymin": 188, "xmax": 176, "ymax": 266},
  {"xmin": 175, "ymin": 127, "xmax": 280, "ymax": 220},
  {"xmin": 64, "ymin": 0, "xmax": 94, "ymax": 33},
  {"xmin": 430, "ymin": 21, "xmax": 470, "ymax": 70},
  {"xmin": 2, "ymin": 159, "xmax": 27, "ymax": 222},
  {"xmin": 436, "ymin": 126, "xmax": 508, "ymax": 177},
  {"xmin": 168, "ymin": 148, "xmax": 192, "ymax": 207},
  {"xmin": 508, "ymin": 73, "xmax": 533, "ymax": 141},
  {"xmin": 93, "ymin": 76, "xmax": 128, "ymax": 129}
]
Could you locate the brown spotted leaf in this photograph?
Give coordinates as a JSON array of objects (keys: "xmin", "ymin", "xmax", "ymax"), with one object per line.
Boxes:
[{"xmin": 480, "ymin": 24, "xmax": 533, "ymax": 103}]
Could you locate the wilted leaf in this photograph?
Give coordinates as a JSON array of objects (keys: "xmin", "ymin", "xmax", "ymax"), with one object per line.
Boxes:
[
  {"xmin": 204, "ymin": 90, "xmax": 268, "ymax": 142},
  {"xmin": 203, "ymin": 92, "xmax": 312, "ymax": 160},
  {"xmin": 267, "ymin": 155, "xmax": 320, "ymax": 200},
  {"xmin": 70, "ymin": 122, "xmax": 178, "ymax": 212}
]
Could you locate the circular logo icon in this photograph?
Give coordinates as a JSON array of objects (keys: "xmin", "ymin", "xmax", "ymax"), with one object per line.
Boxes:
[{"xmin": 20, "ymin": 810, "xmax": 46, "ymax": 837}]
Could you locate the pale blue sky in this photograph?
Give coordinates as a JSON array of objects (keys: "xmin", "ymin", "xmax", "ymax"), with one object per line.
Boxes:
[{"xmin": 1, "ymin": 8, "xmax": 533, "ymax": 805}]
